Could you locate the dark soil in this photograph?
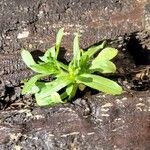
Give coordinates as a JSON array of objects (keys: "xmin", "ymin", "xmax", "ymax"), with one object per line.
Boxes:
[{"xmin": 0, "ymin": 0, "xmax": 150, "ymax": 149}]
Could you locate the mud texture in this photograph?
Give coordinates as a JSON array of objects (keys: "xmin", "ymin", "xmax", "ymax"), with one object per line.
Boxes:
[
  {"xmin": 0, "ymin": 0, "xmax": 149, "ymax": 53},
  {"xmin": 0, "ymin": 91, "xmax": 150, "ymax": 150},
  {"xmin": 0, "ymin": 0, "xmax": 150, "ymax": 149}
]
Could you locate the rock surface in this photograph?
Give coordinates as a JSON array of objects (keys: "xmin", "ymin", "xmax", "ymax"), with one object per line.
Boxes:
[
  {"xmin": 0, "ymin": 91, "xmax": 150, "ymax": 149},
  {"xmin": 0, "ymin": 0, "xmax": 149, "ymax": 52}
]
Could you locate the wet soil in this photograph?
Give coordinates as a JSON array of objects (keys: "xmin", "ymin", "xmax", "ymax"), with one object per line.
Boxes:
[{"xmin": 0, "ymin": 0, "xmax": 150, "ymax": 149}]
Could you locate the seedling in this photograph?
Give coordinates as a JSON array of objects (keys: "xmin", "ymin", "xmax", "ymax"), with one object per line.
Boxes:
[{"xmin": 21, "ymin": 28, "xmax": 122, "ymax": 106}]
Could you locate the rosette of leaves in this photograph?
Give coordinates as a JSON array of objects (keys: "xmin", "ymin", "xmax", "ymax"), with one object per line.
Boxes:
[{"xmin": 21, "ymin": 28, "xmax": 122, "ymax": 106}]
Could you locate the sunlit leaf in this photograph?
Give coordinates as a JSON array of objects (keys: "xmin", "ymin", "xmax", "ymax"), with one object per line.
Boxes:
[
  {"xmin": 90, "ymin": 60, "xmax": 116, "ymax": 73},
  {"xmin": 82, "ymin": 41, "xmax": 106, "ymax": 58},
  {"xmin": 73, "ymin": 33, "xmax": 80, "ymax": 67},
  {"xmin": 36, "ymin": 92, "xmax": 63, "ymax": 106},
  {"xmin": 76, "ymin": 74, "xmax": 122, "ymax": 95},
  {"xmin": 56, "ymin": 28, "xmax": 64, "ymax": 58},
  {"xmin": 39, "ymin": 46, "xmax": 56, "ymax": 62},
  {"xmin": 67, "ymin": 83, "xmax": 78, "ymax": 100},
  {"xmin": 35, "ymin": 76, "xmax": 71, "ymax": 100},
  {"xmin": 30, "ymin": 62, "xmax": 59, "ymax": 74},
  {"xmin": 21, "ymin": 49, "xmax": 36, "ymax": 68},
  {"xmin": 79, "ymin": 54, "xmax": 89, "ymax": 73},
  {"xmin": 93, "ymin": 47, "xmax": 118, "ymax": 62},
  {"xmin": 57, "ymin": 61, "xmax": 68, "ymax": 71},
  {"xmin": 60, "ymin": 83, "xmax": 78, "ymax": 101},
  {"xmin": 22, "ymin": 74, "xmax": 46, "ymax": 94}
]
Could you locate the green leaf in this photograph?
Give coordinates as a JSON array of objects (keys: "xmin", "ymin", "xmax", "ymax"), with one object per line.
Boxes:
[
  {"xmin": 35, "ymin": 76, "xmax": 72, "ymax": 100},
  {"xmin": 56, "ymin": 28, "xmax": 64, "ymax": 58},
  {"xmin": 73, "ymin": 33, "xmax": 81, "ymax": 67},
  {"xmin": 60, "ymin": 84, "xmax": 72, "ymax": 100},
  {"xmin": 22, "ymin": 74, "xmax": 45, "ymax": 94},
  {"xmin": 79, "ymin": 54, "xmax": 89, "ymax": 73},
  {"xmin": 82, "ymin": 41, "xmax": 106, "ymax": 58},
  {"xmin": 39, "ymin": 46, "xmax": 56, "ymax": 62},
  {"xmin": 57, "ymin": 61, "xmax": 68, "ymax": 71},
  {"xmin": 93, "ymin": 47, "xmax": 118, "ymax": 62},
  {"xmin": 67, "ymin": 83, "xmax": 78, "ymax": 100},
  {"xmin": 21, "ymin": 49, "xmax": 36, "ymax": 68},
  {"xmin": 30, "ymin": 62, "xmax": 59, "ymax": 74},
  {"xmin": 90, "ymin": 60, "xmax": 116, "ymax": 73},
  {"xmin": 78, "ymin": 84, "xmax": 86, "ymax": 91},
  {"xmin": 76, "ymin": 74, "xmax": 122, "ymax": 95},
  {"xmin": 35, "ymin": 92, "xmax": 63, "ymax": 106},
  {"xmin": 68, "ymin": 60, "xmax": 74, "ymax": 73},
  {"xmin": 60, "ymin": 83, "xmax": 78, "ymax": 101}
]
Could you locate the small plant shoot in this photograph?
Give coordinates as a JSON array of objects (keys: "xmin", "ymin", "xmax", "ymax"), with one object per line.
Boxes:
[{"xmin": 21, "ymin": 28, "xmax": 122, "ymax": 106}]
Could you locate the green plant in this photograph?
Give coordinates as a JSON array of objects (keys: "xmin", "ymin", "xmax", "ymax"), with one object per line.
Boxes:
[{"xmin": 21, "ymin": 28, "xmax": 123, "ymax": 106}]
